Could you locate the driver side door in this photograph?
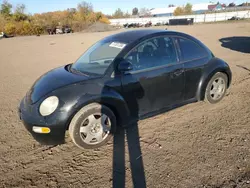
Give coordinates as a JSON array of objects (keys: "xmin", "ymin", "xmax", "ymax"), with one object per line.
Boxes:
[{"xmin": 120, "ymin": 36, "xmax": 185, "ymax": 119}]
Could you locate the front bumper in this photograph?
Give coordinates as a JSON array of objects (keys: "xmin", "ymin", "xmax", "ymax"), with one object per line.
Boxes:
[{"xmin": 18, "ymin": 98, "xmax": 66, "ymax": 145}]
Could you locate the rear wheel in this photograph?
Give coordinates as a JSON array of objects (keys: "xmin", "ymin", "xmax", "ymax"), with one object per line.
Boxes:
[
  {"xmin": 69, "ymin": 103, "xmax": 116, "ymax": 149},
  {"xmin": 205, "ymin": 72, "xmax": 228, "ymax": 104}
]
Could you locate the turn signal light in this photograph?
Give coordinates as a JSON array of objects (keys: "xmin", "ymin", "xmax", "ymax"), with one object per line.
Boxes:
[{"xmin": 32, "ymin": 126, "xmax": 51, "ymax": 134}]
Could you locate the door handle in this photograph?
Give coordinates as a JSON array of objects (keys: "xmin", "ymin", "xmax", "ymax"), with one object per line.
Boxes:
[{"xmin": 173, "ymin": 69, "xmax": 184, "ymax": 77}]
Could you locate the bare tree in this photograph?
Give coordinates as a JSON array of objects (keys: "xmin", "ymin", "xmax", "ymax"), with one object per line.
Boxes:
[
  {"xmin": 139, "ymin": 8, "xmax": 150, "ymax": 17},
  {"xmin": 77, "ymin": 1, "xmax": 93, "ymax": 15},
  {"xmin": 13, "ymin": 4, "xmax": 28, "ymax": 21}
]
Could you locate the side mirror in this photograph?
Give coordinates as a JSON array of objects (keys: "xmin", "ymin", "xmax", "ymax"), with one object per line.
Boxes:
[{"xmin": 118, "ymin": 60, "xmax": 133, "ymax": 72}]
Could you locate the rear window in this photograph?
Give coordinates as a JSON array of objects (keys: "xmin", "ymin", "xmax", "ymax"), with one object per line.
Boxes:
[{"xmin": 177, "ymin": 38, "xmax": 208, "ymax": 61}]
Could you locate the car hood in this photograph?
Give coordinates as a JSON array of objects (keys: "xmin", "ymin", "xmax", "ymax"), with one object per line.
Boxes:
[{"xmin": 28, "ymin": 65, "xmax": 95, "ymax": 104}]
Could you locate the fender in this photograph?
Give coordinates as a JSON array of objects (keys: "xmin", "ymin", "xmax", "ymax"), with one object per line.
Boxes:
[
  {"xmin": 53, "ymin": 83, "xmax": 131, "ymax": 128},
  {"xmin": 196, "ymin": 57, "xmax": 232, "ymax": 101},
  {"xmin": 73, "ymin": 89, "xmax": 130, "ymax": 127}
]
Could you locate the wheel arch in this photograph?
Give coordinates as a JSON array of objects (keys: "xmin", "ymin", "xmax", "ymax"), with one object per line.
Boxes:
[
  {"xmin": 65, "ymin": 91, "xmax": 130, "ymax": 130},
  {"xmin": 196, "ymin": 59, "xmax": 232, "ymax": 101}
]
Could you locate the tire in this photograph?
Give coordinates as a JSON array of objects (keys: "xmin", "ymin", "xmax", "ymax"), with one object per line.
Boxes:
[
  {"xmin": 69, "ymin": 103, "xmax": 116, "ymax": 149},
  {"xmin": 205, "ymin": 72, "xmax": 228, "ymax": 104}
]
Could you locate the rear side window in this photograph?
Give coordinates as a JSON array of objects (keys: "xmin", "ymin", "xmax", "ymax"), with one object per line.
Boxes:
[{"xmin": 177, "ymin": 38, "xmax": 208, "ymax": 61}]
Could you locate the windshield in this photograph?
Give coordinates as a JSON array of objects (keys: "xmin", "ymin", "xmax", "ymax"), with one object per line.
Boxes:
[{"xmin": 71, "ymin": 41, "xmax": 126, "ymax": 76}]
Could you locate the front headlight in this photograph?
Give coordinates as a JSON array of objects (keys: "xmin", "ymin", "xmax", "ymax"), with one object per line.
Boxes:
[{"xmin": 39, "ymin": 96, "xmax": 59, "ymax": 116}]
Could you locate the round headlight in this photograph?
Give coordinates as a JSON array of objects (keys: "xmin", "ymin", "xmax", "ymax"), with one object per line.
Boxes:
[{"xmin": 39, "ymin": 96, "xmax": 59, "ymax": 116}]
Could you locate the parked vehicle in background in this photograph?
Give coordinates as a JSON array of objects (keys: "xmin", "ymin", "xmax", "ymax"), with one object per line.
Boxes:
[
  {"xmin": 0, "ymin": 32, "xmax": 4, "ymax": 39},
  {"xmin": 228, "ymin": 16, "xmax": 241, "ymax": 20},
  {"xmin": 63, "ymin": 26, "xmax": 73, "ymax": 33},
  {"xmin": 123, "ymin": 22, "xmax": 152, "ymax": 28},
  {"xmin": 145, "ymin": 21, "xmax": 152, "ymax": 27},
  {"xmin": 154, "ymin": 21, "xmax": 169, "ymax": 26},
  {"xmin": 19, "ymin": 29, "xmax": 232, "ymax": 150},
  {"xmin": 47, "ymin": 26, "xmax": 73, "ymax": 35},
  {"xmin": 47, "ymin": 27, "xmax": 56, "ymax": 35},
  {"xmin": 169, "ymin": 18, "xmax": 194, "ymax": 25},
  {"xmin": 0, "ymin": 32, "xmax": 14, "ymax": 38},
  {"xmin": 56, "ymin": 28, "xmax": 63, "ymax": 34}
]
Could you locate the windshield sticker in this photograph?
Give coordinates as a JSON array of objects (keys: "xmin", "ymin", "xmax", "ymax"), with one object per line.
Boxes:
[{"xmin": 109, "ymin": 42, "xmax": 126, "ymax": 49}]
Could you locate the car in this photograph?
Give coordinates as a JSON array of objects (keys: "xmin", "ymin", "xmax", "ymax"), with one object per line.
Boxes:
[
  {"xmin": 63, "ymin": 27, "xmax": 73, "ymax": 33},
  {"xmin": 0, "ymin": 32, "xmax": 3, "ymax": 39},
  {"xmin": 56, "ymin": 28, "xmax": 63, "ymax": 34},
  {"xmin": 0, "ymin": 31, "xmax": 14, "ymax": 38},
  {"xmin": 18, "ymin": 29, "xmax": 232, "ymax": 149},
  {"xmin": 228, "ymin": 16, "xmax": 241, "ymax": 21}
]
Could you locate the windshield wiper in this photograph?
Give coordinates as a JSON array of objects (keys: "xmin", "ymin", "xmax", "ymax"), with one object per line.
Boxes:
[{"xmin": 70, "ymin": 66, "xmax": 89, "ymax": 77}]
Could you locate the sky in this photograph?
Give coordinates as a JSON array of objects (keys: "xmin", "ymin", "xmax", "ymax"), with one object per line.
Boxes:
[{"xmin": 1, "ymin": 0, "xmax": 247, "ymax": 15}]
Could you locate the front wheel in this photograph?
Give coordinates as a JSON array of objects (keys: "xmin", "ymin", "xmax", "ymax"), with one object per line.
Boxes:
[
  {"xmin": 69, "ymin": 103, "xmax": 116, "ymax": 149},
  {"xmin": 205, "ymin": 72, "xmax": 228, "ymax": 104}
]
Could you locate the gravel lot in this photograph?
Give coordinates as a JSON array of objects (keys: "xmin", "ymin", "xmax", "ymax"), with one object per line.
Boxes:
[{"xmin": 0, "ymin": 22, "xmax": 250, "ymax": 188}]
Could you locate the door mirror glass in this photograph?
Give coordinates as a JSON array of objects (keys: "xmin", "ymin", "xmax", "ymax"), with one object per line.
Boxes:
[{"xmin": 118, "ymin": 60, "xmax": 133, "ymax": 72}]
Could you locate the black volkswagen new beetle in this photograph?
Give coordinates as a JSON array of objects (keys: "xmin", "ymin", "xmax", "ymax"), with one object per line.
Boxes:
[{"xmin": 19, "ymin": 29, "xmax": 232, "ymax": 149}]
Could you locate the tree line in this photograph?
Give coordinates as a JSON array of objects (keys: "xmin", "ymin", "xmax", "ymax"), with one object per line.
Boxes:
[{"xmin": 0, "ymin": 0, "xmax": 110, "ymax": 36}]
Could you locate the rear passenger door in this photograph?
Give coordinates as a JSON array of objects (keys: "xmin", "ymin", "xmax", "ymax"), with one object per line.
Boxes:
[{"xmin": 174, "ymin": 37, "xmax": 210, "ymax": 100}]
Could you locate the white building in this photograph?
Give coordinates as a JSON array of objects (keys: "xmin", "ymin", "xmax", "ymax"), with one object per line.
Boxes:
[
  {"xmin": 150, "ymin": 7, "xmax": 177, "ymax": 17},
  {"xmin": 148, "ymin": 3, "xmax": 213, "ymax": 17}
]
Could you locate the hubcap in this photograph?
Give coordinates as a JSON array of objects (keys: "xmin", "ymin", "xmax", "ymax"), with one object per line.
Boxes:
[
  {"xmin": 79, "ymin": 113, "xmax": 111, "ymax": 145},
  {"xmin": 210, "ymin": 77, "xmax": 226, "ymax": 100}
]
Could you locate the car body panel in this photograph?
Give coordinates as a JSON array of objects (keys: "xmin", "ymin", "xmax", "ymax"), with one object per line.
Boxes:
[
  {"xmin": 120, "ymin": 62, "xmax": 185, "ymax": 118},
  {"xmin": 183, "ymin": 56, "xmax": 210, "ymax": 100},
  {"xmin": 19, "ymin": 29, "xmax": 232, "ymax": 145},
  {"xmin": 28, "ymin": 65, "xmax": 96, "ymax": 104}
]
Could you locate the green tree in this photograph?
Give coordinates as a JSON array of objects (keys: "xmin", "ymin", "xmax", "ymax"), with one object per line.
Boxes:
[
  {"xmin": 4, "ymin": 22, "xmax": 16, "ymax": 34},
  {"xmin": 184, "ymin": 3, "xmax": 193, "ymax": 14},
  {"xmin": 0, "ymin": 0, "xmax": 12, "ymax": 18},
  {"xmin": 112, "ymin": 8, "xmax": 124, "ymax": 18},
  {"xmin": 0, "ymin": 14, "xmax": 6, "ymax": 31},
  {"xmin": 132, "ymin": 7, "xmax": 138, "ymax": 15},
  {"xmin": 173, "ymin": 3, "xmax": 193, "ymax": 16},
  {"xmin": 173, "ymin": 7, "xmax": 185, "ymax": 16},
  {"xmin": 95, "ymin": 12, "xmax": 102, "ymax": 20}
]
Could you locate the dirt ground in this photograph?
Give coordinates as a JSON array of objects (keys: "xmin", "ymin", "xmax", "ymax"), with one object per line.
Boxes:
[{"xmin": 0, "ymin": 22, "xmax": 250, "ymax": 188}]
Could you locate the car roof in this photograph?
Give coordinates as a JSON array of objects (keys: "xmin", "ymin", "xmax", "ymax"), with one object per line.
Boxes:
[
  {"xmin": 101, "ymin": 29, "xmax": 210, "ymax": 55},
  {"xmin": 103, "ymin": 29, "xmax": 170, "ymax": 44}
]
